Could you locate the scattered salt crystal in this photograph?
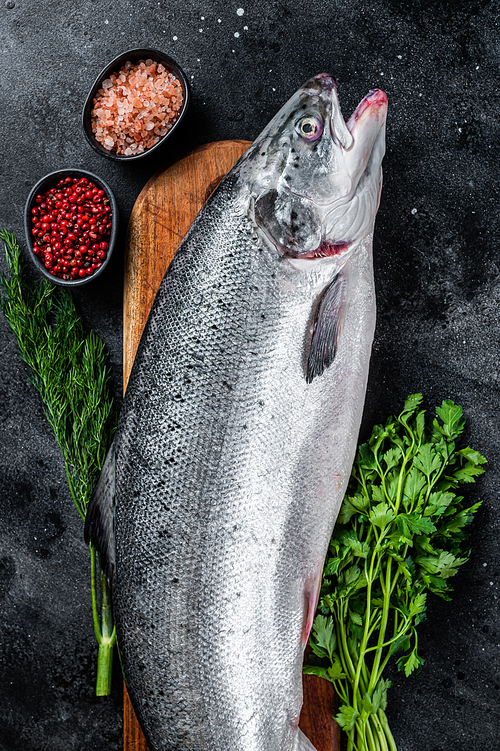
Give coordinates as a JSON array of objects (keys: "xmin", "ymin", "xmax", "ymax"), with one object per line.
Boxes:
[{"xmin": 237, "ymin": 7, "xmax": 244, "ymax": 15}]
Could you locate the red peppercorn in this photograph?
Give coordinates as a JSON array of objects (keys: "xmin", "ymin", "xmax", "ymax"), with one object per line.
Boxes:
[{"xmin": 31, "ymin": 176, "xmax": 111, "ymax": 281}]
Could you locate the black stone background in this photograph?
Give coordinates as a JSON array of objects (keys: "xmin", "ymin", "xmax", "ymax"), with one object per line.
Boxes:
[{"xmin": 0, "ymin": 0, "xmax": 499, "ymax": 749}]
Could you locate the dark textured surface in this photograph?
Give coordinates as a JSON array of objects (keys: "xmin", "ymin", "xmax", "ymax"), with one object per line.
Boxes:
[{"xmin": 0, "ymin": 1, "xmax": 498, "ymax": 750}]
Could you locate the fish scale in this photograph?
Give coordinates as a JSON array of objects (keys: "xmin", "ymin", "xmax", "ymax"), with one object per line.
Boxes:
[{"xmin": 85, "ymin": 74, "xmax": 387, "ymax": 751}]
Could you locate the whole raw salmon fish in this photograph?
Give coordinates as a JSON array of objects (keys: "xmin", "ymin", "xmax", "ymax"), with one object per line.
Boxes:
[{"xmin": 85, "ymin": 73, "xmax": 387, "ymax": 751}]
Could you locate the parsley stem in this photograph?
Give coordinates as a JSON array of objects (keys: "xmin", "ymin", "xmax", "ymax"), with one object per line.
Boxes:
[
  {"xmin": 338, "ymin": 605, "xmax": 356, "ymax": 681},
  {"xmin": 365, "ymin": 717, "xmax": 378, "ymax": 751},
  {"xmin": 375, "ymin": 718, "xmax": 385, "ymax": 751},
  {"xmin": 353, "ymin": 548, "xmax": 378, "ymax": 709},
  {"xmin": 368, "ymin": 558, "xmax": 392, "ymax": 694},
  {"xmin": 378, "ymin": 710, "xmax": 397, "ymax": 751}
]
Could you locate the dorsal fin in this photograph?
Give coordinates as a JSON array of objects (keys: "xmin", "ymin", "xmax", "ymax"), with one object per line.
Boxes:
[
  {"xmin": 306, "ymin": 270, "xmax": 348, "ymax": 383},
  {"xmin": 84, "ymin": 441, "xmax": 116, "ymax": 585}
]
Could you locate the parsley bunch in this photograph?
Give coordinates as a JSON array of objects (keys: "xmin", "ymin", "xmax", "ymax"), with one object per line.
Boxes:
[
  {"xmin": 305, "ymin": 394, "xmax": 486, "ymax": 751},
  {"xmin": 0, "ymin": 229, "xmax": 118, "ymax": 695}
]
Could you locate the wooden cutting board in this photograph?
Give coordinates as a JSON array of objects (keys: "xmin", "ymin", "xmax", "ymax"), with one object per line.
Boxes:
[{"xmin": 123, "ymin": 140, "xmax": 341, "ymax": 751}]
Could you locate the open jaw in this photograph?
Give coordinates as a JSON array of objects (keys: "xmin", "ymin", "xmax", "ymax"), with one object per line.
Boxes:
[{"xmin": 283, "ymin": 240, "xmax": 351, "ymax": 260}]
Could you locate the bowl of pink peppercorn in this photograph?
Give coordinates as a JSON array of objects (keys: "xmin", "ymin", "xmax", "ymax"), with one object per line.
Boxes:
[{"xmin": 24, "ymin": 169, "xmax": 119, "ymax": 286}]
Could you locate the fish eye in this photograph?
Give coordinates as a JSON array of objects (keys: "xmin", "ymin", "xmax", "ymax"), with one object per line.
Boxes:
[{"xmin": 295, "ymin": 115, "xmax": 323, "ymax": 142}]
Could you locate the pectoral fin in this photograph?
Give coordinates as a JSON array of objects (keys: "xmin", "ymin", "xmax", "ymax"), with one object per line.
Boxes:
[
  {"xmin": 306, "ymin": 271, "xmax": 348, "ymax": 383},
  {"xmin": 84, "ymin": 441, "xmax": 116, "ymax": 585}
]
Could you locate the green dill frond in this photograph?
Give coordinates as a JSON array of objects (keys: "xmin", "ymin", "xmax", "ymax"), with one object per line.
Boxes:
[{"xmin": 0, "ymin": 228, "xmax": 117, "ymax": 520}]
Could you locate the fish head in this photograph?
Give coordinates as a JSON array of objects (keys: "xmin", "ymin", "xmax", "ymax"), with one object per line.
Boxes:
[{"xmin": 244, "ymin": 74, "xmax": 387, "ymax": 266}]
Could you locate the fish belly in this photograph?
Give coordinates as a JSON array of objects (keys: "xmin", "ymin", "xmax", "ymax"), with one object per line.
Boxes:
[{"xmin": 113, "ymin": 177, "xmax": 375, "ymax": 751}]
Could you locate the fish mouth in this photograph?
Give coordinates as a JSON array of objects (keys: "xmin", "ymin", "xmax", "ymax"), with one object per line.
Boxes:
[
  {"xmin": 283, "ymin": 240, "xmax": 351, "ymax": 260},
  {"xmin": 346, "ymin": 88, "xmax": 388, "ymax": 130}
]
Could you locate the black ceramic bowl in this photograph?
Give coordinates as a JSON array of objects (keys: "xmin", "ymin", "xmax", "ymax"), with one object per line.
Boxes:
[
  {"xmin": 24, "ymin": 169, "xmax": 119, "ymax": 287},
  {"xmin": 82, "ymin": 48, "xmax": 190, "ymax": 162}
]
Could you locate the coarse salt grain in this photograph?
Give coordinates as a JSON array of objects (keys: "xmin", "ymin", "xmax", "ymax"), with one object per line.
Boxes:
[{"xmin": 91, "ymin": 59, "xmax": 184, "ymax": 155}]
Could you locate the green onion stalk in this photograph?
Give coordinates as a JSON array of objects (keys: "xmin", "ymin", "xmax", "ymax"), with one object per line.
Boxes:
[
  {"xmin": 305, "ymin": 394, "xmax": 486, "ymax": 751},
  {"xmin": 0, "ymin": 229, "xmax": 118, "ymax": 695}
]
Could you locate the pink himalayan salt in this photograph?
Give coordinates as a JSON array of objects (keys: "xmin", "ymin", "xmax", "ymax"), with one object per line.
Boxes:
[{"xmin": 91, "ymin": 60, "xmax": 184, "ymax": 156}]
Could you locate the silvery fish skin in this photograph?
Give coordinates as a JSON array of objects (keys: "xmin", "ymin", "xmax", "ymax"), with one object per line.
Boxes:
[{"xmin": 85, "ymin": 74, "xmax": 387, "ymax": 751}]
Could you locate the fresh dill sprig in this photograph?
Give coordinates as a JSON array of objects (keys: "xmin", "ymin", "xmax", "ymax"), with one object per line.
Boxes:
[
  {"xmin": 0, "ymin": 229, "xmax": 116, "ymax": 519},
  {"xmin": 0, "ymin": 228, "xmax": 118, "ymax": 695},
  {"xmin": 305, "ymin": 393, "xmax": 486, "ymax": 751}
]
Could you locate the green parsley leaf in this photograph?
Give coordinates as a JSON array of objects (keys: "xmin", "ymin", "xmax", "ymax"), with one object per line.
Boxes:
[
  {"xmin": 397, "ymin": 649, "xmax": 425, "ymax": 677},
  {"xmin": 434, "ymin": 400, "xmax": 465, "ymax": 440},
  {"xmin": 310, "ymin": 614, "xmax": 337, "ymax": 659},
  {"xmin": 369, "ymin": 502, "xmax": 396, "ymax": 529},
  {"xmin": 336, "ymin": 705, "xmax": 360, "ymax": 731},
  {"xmin": 413, "ymin": 443, "xmax": 442, "ymax": 479}
]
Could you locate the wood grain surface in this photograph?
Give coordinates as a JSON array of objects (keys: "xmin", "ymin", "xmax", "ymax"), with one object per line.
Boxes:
[{"xmin": 123, "ymin": 140, "xmax": 340, "ymax": 751}]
